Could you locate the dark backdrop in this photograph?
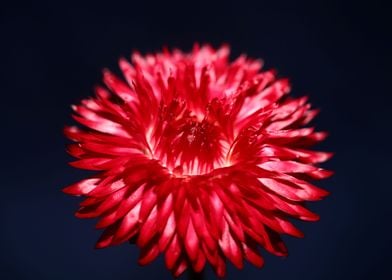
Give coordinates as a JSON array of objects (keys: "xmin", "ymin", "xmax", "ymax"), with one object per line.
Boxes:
[{"xmin": 1, "ymin": 0, "xmax": 391, "ymax": 279}]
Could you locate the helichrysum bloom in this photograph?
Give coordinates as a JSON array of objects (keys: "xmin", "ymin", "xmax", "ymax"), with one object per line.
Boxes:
[{"xmin": 64, "ymin": 44, "xmax": 333, "ymax": 277}]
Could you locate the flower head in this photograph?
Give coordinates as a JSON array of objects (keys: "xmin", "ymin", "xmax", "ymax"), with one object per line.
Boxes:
[{"xmin": 64, "ymin": 44, "xmax": 333, "ymax": 277}]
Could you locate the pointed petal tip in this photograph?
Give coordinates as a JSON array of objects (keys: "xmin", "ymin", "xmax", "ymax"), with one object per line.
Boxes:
[
  {"xmin": 61, "ymin": 186, "xmax": 82, "ymax": 196},
  {"xmin": 95, "ymin": 241, "xmax": 110, "ymax": 249},
  {"xmin": 102, "ymin": 68, "xmax": 111, "ymax": 75},
  {"xmin": 256, "ymin": 260, "xmax": 265, "ymax": 268},
  {"xmin": 269, "ymin": 68, "xmax": 278, "ymax": 76},
  {"xmin": 278, "ymin": 78, "xmax": 291, "ymax": 93},
  {"xmin": 94, "ymin": 243, "xmax": 104, "ymax": 249},
  {"xmin": 301, "ymin": 213, "xmax": 320, "ymax": 222},
  {"xmin": 311, "ymin": 168, "xmax": 334, "ymax": 180},
  {"xmin": 308, "ymin": 187, "xmax": 330, "ymax": 201},
  {"xmin": 220, "ymin": 42, "xmax": 230, "ymax": 48},
  {"xmin": 63, "ymin": 125, "xmax": 79, "ymax": 137},
  {"xmin": 318, "ymin": 151, "xmax": 334, "ymax": 163},
  {"xmin": 320, "ymin": 188, "xmax": 331, "ymax": 197},
  {"xmin": 317, "ymin": 131, "xmax": 330, "ymax": 140},
  {"xmin": 118, "ymin": 56, "xmax": 127, "ymax": 64},
  {"xmin": 321, "ymin": 169, "xmax": 334, "ymax": 178},
  {"xmin": 137, "ymin": 243, "xmax": 160, "ymax": 267},
  {"xmin": 74, "ymin": 211, "xmax": 84, "ymax": 219}
]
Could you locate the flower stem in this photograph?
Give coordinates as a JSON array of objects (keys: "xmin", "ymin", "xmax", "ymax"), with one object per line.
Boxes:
[{"xmin": 188, "ymin": 269, "xmax": 204, "ymax": 280}]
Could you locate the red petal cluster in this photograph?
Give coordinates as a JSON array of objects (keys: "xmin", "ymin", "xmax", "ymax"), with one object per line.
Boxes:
[{"xmin": 64, "ymin": 44, "xmax": 333, "ymax": 277}]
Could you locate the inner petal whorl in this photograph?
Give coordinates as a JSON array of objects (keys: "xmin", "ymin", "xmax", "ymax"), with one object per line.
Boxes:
[{"xmin": 149, "ymin": 103, "xmax": 228, "ymax": 176}]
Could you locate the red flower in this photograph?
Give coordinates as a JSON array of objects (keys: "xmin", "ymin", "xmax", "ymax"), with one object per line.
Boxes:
[{"xmin": 64, "ymin": 44, "xmax": 333, "ymax": 277}]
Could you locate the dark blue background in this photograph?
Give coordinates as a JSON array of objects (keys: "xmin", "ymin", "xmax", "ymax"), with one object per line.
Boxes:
[{"xmin": 1, "ymin": 0, "xmax": 391, "ymax": 279}]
